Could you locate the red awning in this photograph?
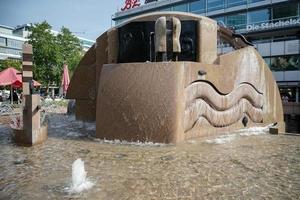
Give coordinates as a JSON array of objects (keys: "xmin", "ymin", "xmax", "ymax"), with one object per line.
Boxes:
[{"xmin": 0, "ymin": 67, "xmax": 41, "ymax": 88}]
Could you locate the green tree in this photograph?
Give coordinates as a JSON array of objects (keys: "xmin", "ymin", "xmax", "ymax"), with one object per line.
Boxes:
[
  {"xmin": 28, "ymin": 21, "xmax": 59, "ymax": 87},
  {"xmin": 56, "ymin": 27, "xmax": 82, "ymax": 82},
  {"xmin": 0, "ymin": 60, "xmax": 22, "ymax": 71},
  {"xmin": 28, "ymin": 21, "xmax": 83, "ymax": 88}
]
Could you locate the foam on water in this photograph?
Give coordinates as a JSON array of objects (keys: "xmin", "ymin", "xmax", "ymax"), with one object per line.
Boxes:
[
  {"xmin": 66, "ymin": 158, "xmax": 94, "ymax": 194},
  {"xmin": 206, "ymin": 124, "xmax": 273, "ymax": 144},
  {"xmin": 235, "ymin": 124, "xmax": 272, "ymax": 136},
  {"xmin": 66, "ymin": 132, "xmax": 84, "ymax": 138},
  {"xmin": 206, "ymin": 134, "xmax": 236, "ymax": 144},
  {"xmin": 93, "ymin": 138, "xmax": 167, "ymax": 147}
]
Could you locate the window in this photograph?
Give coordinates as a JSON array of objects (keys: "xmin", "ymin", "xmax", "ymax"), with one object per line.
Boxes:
[
  {"xmin": 263, "ymin": 57, "xmax": 271, "ymax": 67},
  {"xmin": 248, "ymin": 9, "xmax": 270, "ymax": 24},
  {"xmin": 270, "ymin": 55, "xmax": 300, "ymax": 71},
  {"xmin": 272, "ymin": 4, "xmax": 298, "ymax": 20},
  {"xmin": 249, "ymin": 0, "xmax": 265, "ymax": 3},
  {"xmin": 250, "ymin": 37, "xmax": 271, "ymax": 44},
  {"xmin": 7, "ymin": 39, "xmax": 23, "ymax": 49},
  {"xmin": 280, "ymin": 87, "xmax": 297, "ymax": 102},
  {"xmin": 173, "ymin": 4, "xmax": 188, "ymax": 12},
  {"xmin": 0, "ymin": 47, "xmax": 22, "ymax": 55},
  {"xmin": 273, "ymin": 35, "xmax": 298, "ymax": 42},
  {"xmin": 207, "ymin": 0, "xmax": 224, "ymax": 12},
  {"xmin": 227, "ymin": 13, "xmax": 247, "ymax": 29},
  {"xmin": 0, "ymin": 47, "xmax": 5, "ymax": 53},
  {"xmin": 227, "ymin": 0, "xmax": 246, "ymax": 7},
  {"xmin": 189, "ymin": 0, "xmax": 206, "ymax": 14},
  {"xmin": 213, "ymin": 16, "xmax": 225, "ymax": 23},
  {"xmin": 0, "ymin": 37, "xmax": 6, "ymax": 46}
]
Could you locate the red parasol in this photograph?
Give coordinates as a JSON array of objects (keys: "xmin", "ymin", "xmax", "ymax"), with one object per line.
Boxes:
[
  {"xmin": 61, "ymin": 64, "xmax": 70, "ymax": 94},
  {"xmin": 0, "ymin": 67, "xmax": 41, "ymax": 88}
]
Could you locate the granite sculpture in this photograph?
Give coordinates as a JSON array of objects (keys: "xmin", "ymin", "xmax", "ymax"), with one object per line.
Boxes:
[
  {"xmin": 67, "ymin": 12, "xmax": 285, "ymax": 143},
  {"xmin": 13, "ymin": 44, "xmax": 48, "ymax": 146}
]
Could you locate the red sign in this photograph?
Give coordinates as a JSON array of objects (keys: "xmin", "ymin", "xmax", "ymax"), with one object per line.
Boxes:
[{"xmin": 121, "ymin": 0, "xmax": 141, "ymax": 11}]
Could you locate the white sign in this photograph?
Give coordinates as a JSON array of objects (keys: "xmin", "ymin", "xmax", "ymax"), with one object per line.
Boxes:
[{"xmin": 247, "ymin": 18, "xmax": 300, "ymax": 31}]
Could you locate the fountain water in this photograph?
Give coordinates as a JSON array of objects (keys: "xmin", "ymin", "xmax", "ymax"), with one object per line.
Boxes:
[{"xmin": 68, "ymin": 158, "xmax": 94, "ymax": 193}]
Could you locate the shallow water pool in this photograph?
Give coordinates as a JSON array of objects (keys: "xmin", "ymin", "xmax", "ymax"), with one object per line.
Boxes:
[{"xmin": 0, "ymin": 114, "xmax": 299, "ymax": 199}]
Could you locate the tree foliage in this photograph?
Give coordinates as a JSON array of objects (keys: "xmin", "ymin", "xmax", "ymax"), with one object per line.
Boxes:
[
  {"xmin": 0, "ymin": 60, "xmax": 22, "ymax": 71},
  {"xmin": 28, "ymin": 21, "xmax": 83, "ymax": 86},
  {"xmin": 56, "ymin": 27, "xmax": 82, "ymax": 79}
]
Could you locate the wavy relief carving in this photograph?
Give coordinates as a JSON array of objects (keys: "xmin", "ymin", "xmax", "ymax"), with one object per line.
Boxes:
[
  {"xmin": 185, "ymin": 81, "xmax": 263, "ymax": 110},
  {"xmin": 184, "ymin": 81, "xmax": 264, "ymax": 132}
]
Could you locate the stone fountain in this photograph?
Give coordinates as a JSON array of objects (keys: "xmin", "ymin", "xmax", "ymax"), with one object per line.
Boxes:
[
  {"xmin": 12, "ymin": 44, "xmax": 48, "ymax": 146},
  {"xmin": 67, "ymin": 12, "xmax": 285, "ymax": 143}
]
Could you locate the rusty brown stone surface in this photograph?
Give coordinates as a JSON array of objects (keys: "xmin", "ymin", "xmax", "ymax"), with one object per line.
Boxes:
[
  {"xmin": 17, "ymin": 94, "xmax": 48, "ymax": 146},
  {"xmin": 75, "ymin": 99, "xmax": 96, "ymax": 122},
  {"xmin": 95, "ymin": 59, "xmax": 284, "ymax": 143},
  {"xmin": 67, "ymin": 12, "xmax": 285, "ymax": 143},
  {"xmin": 96, "ymin": 62, "xmax": 185, "ymax": 143},
  {"xmin": 66, "ymin": 45, "xmax": 96, "ymax": 100},
  {"xmin": 15, "ymin": 44, "xmax": 48, "ymax": 146},
  {"xmin": 197, "ymin": 18, "xmax": 217, "ymax": 64},
  {"xmin": 107, "ymin": 28, "xmax": 119, "ymax": 64},
  {"xmin": 22, "ymin": 44, "xmax": 33, "ymax": 96},
  {"xmin": 13, "ymin": 125, "xmax": 48, "ymax": 146}
]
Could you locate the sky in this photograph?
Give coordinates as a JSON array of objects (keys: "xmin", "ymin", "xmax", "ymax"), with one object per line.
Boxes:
[{"xmin": 0, "ymin": 0, "xmax": 128, "ymax": 40}]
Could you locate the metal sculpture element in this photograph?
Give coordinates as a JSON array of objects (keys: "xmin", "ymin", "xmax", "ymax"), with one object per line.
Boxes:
[{"xmin": 67, "ymin": 12, "xmax": 285, "ymax": 143}]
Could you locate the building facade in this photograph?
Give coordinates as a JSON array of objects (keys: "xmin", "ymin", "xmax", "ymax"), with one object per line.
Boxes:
[
  {"xmin": 0, "ymin": 24, "xmax": 94, "ymax": 60},
  {"xmin": 112, "ymin": 0, "xmax": 300, "ymax": 105}
]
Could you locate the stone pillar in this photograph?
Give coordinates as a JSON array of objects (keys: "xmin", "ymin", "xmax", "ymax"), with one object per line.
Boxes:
[
  {"xmin": 22, "ymin": 94, "xmax": 46, "ymax": 144},
  {"xmin": 13, "ymin": 44, "xmax": 47, "ymax": 146},
  {"xmin": 22, "ymin": 44, "xmax": 33, "ymax": 95}
]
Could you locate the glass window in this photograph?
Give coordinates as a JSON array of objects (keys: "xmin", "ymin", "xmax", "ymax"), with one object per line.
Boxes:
[
  {"xmin": 207, "ymin": 0, "xmax": 224, "ymax": 12},
  {"xmin": 0, "ymin": 47, "xmax": 5, "ymax": 53},
  {"xmin": 189, "ymin": 0, "xmax": 206, "ymax": 14},
  {"xmin": 273, "ymin": 4, "xmax": 298, "ymax": 20},
  {"xmin": 0, "ymin": 47, "xmax": 21, "ymax": 55},
  {"xmin": 7, "ymin": 39, "xmax": 23, "ymax": 49},
  {"xmin": 227, "ymin": 13, "xmax": 247, "ymax": 30},
  {"xmin": 227, "ymin": 0, "xmax": 247, "ymax": 7},
  {"xmin": 213, "ymin": 16, "xmax": 225, "ymax": 23},
  {"xmin": 280, "ymin": 87, "xmax": 297, "ymax": 102},
  {"xmin": 173, "ymin": 4, "xmax": 188, "ymax": 12},
  {"xmin": 270, "ymin": 55, "xmax": 300, "ymax": 71},
  {"xmin": 250, "ymin": 37, "xmax": 271, "ymax": 44},
  {"xmin": 263, "ymin": 57, "xmax": 271, "ymax": 67},
  {"xmin": 248, "ymin": 9, "xmax": 270, "ymax": 24},
  {"xmin": 0, "ymin": 37, "xmax": 6, "ymax": 46},
  {"xmin": 273, "ymin": 35, "xmax": 298, "ymax": 42},
  {"xmin": 249, "ymin": 0, "xmax": 265, "ymax": 3}
]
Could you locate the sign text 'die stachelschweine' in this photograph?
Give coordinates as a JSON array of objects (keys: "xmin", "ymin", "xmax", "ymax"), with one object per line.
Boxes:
[{"xmin": 247, "ymin": 18, "xmax": 300, "ymax": 31}]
